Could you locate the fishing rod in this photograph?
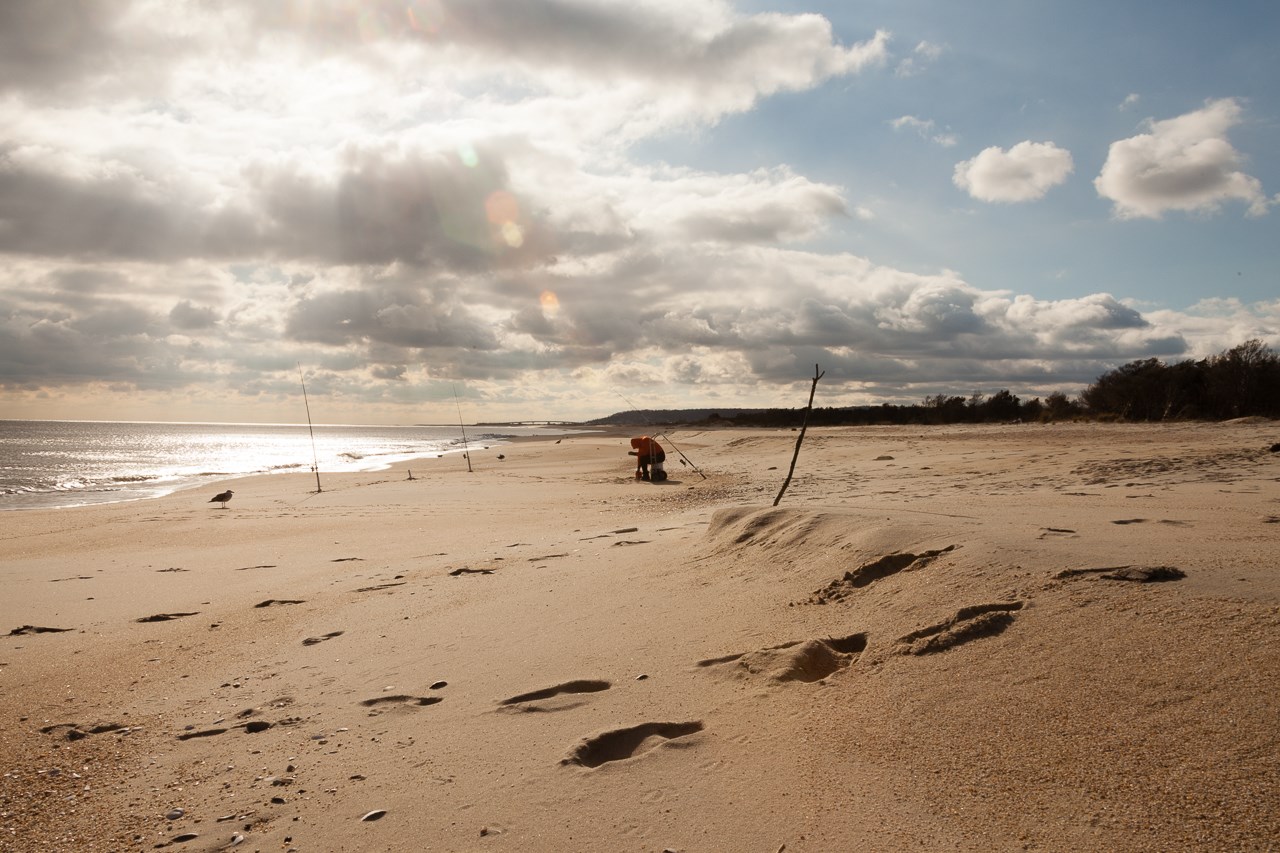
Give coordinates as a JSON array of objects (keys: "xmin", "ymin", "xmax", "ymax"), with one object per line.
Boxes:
[
  {"xmin": 614, "ymin": 391, "xmax": 707, "ymax": 480},
  {"xmin": 453, "ymin": 384, "xmax": 473, "ymax": 473},
  {"xmin": 297, "ymin": 364, "xmax": 322, "ymax": 493}
]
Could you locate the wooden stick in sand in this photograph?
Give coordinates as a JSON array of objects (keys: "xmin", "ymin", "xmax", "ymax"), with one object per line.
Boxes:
[{"xmin": 773, "ymin": 363, "xmax": 824, "ymax": 506}]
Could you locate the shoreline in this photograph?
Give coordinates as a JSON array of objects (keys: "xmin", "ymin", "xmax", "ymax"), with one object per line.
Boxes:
[
  {"xmin": 3, "ymin": 423, "xmax": 1278, "ymax": 851},
  {"xmin": 0, "ymin": 424, "xmax": 605, "ymax": 513}
]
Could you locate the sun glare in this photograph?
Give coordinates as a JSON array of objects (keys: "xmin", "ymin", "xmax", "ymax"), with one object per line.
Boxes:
[{"xmin": 486, "ymin": 190, "xmax": 525, "ymax": 248}]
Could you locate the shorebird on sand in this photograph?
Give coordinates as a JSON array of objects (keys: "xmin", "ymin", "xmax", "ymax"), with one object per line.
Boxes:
[{"xmin": 209, "ymin": 489, "xmax": 234, "ymax": 508}]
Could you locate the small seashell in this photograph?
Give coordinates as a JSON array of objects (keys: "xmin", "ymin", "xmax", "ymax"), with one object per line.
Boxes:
[
  {"xmin": 361, "ymin": 809, "xmax": 387, "ymax": 822},
  {"xmin": 165, "ymin": 808, "xmax": 184, "ymax": 821}
]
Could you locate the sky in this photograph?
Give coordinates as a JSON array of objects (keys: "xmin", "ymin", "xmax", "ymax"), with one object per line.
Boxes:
[{"xmin": 1, "ymin": 0, "xmax": 1277, "ymax": 425}]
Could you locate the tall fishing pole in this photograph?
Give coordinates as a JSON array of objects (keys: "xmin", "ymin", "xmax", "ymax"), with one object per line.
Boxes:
[
  {"xmin": 614, "ymin": 391, "xmax": 707, "ymax": 479},
  {"xmin": 297, "ymin": 364, "xmax": 322, "ymax": 493},
  {"xmin": 453, "ymin": 384, "xmax": 473, "ymax": 473}
]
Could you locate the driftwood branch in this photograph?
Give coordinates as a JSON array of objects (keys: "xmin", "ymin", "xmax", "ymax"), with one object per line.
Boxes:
[{"xmin": 773, "ymin": 364, "xmax": 824, "ymax": 507}]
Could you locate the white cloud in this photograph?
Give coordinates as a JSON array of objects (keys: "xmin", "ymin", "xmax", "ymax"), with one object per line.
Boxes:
[
  {"xmin": 1095, "ymin": 98, "xmax": 1271, "ymax": 219},
  {"xmin": 1143, "ymin": 297, "xmax": 1280, "ymax": 358},
  {"xmin": 953, "ymin": 141, "xmax": 1074, "ymax": 203},
  {"xmin": 890, "ymin": 115, "xmax": 931, "ymax": 133},
  {"xmin": 586, "ymin": 164, "xmax": 849, "ymax": 245},
  {"xmin": 895, "ymin": 39, "xmax": 943, "ymax": 77},
  {"xmin": 889, "ymin": 115, "xmax": 957, "ymax": 147},
  {"xmin": 1120, "ymin": 93, "xmax": 1140, "ymax": 110}
]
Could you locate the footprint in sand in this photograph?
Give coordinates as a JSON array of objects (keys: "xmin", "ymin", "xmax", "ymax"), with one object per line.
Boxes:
[
  {"xmin": 1052, "ymin": 565, "xmax": 1186, "ymax": 583},
  {"xmin": 498, "ymin": 680, "xmax": 611, "ymax": 712},
  {"xmin": 176, "ymin": 727, "xmax": 228, "ymax": 740},
  {"xmin": 175, "ymin": 719, "xmax": 274, "ymax": 740},
  {"xmin": 41, "ymin": 722, "xmax": 127, "ymax": 741},
  {"xmin": 895, "ymin": 601, "xmax": 1024, "ymax": 655},
  {"xmin": 807, "ymin": 546, "xmax": 957, "ymax": 604},
  {"xmin": 360, "ymin": 695, "xmax": 443, "ymax": 712},
  {"xmin": 301, "ymin": 631, "xmax": 344, "ymax": 646},
  {"xmin": 353, "ymin": 582, "xmax": 406, "ymax": 592},
  {"xmin": 136, "ymin": 612, "xmax": 200, "ymax": 623},
  {"xmin": 1112, "ymin": 518, "xmax": 1189, "ymax": 526},
  {"xmin": 698, "ymin": 634, "xmax": 867, "ymax": 683},
  {"xmin": 561, "ymin": 721, "xmax": 704, "ymax": 768},
  {"xmin": 7, "ymin": 625, "xmax": 73, "ymax": 636}
]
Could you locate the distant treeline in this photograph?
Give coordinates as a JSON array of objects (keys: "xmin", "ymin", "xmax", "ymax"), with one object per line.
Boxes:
[
  {"xmin": 589, "ymin": 340, "xmax": 1279, "ymax": 427},
  {"xmin": 1081, "ymin": 339, "xmax": 1279, "ymax": 421}
]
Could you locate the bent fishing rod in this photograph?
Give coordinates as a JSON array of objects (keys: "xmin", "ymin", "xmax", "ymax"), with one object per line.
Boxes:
[{"xmin": 614, "ymin": 391, "xmax": 707, "ymax": 480}]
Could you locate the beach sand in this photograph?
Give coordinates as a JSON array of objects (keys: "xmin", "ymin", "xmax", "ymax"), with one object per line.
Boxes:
[{"xmin": 2, "ymin": 422, "xmax": 1278, "ymax": 852}]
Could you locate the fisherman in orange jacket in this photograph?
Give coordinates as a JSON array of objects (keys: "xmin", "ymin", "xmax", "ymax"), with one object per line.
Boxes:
[{"xmin": 628, "ymin": 436, "xmax": 666, "ymax": 481}]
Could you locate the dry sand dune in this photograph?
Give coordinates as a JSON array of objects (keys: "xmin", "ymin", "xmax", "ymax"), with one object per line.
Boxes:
[{"xmin": 2, "ymin": 423, "xmax": 1278, "ymax": 851}]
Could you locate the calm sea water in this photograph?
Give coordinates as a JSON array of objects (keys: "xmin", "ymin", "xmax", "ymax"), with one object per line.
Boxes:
[{"xmin": 0, "ymin": 420, "xmax": 566, "ymax": 510}]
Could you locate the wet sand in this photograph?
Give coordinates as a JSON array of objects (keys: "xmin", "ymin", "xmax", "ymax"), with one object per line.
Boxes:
[{"xmin": 2, "ymin": 422, "xmax": 1278, "ymax": 852}]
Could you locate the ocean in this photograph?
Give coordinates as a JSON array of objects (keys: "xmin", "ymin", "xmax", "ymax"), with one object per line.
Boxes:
[{"xmin": 0, "ymin": 420, "xmax": 570, "ymax": 511}]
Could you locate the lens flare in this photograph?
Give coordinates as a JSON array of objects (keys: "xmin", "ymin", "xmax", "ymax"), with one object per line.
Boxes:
[
  {"xmin": 485, "ymin": 190, "xmax": 525, "ymax": 248},
  {"xmin": 540, "ymin": 290, "xmax": 560, "ymax": 315},
  {"xmin": 485, "ymin": 190, "xmax": 519, "ymax": 224},
  {"xmin": 501, "ymin": 221, "xmax": 524, "ymax": 248}
]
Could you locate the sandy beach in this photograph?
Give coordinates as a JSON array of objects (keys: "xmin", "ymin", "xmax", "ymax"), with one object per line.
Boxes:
[{"xmin": 2, "ymin": 422, "xmax": 1278, "ymax": 852}]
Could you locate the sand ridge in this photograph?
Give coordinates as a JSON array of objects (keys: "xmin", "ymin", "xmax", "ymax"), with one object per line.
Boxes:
[{"xmin": 2, "ymin": 422, "xmax": 1278, "ymax": 851}]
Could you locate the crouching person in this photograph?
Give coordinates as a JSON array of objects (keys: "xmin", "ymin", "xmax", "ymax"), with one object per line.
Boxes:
[{"xmin": 628, "ymin": 435, "xmax": 667, "ymax": 481}]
